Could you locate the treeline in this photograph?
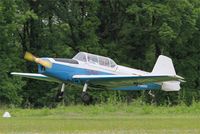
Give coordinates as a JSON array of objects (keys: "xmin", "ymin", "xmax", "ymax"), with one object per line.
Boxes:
[{"xmin": 0, "ymin": 0, "xmax": 199, "ymax": 107}]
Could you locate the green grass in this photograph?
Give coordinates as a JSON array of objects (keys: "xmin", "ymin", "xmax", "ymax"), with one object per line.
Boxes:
[{"xmin": 1, "ymin": 103, "xmax": 200, "ymax": 134}]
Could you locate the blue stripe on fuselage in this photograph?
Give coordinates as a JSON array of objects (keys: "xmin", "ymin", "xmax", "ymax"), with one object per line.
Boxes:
[
  {"xmin": 38, "ymin": 63, "xmax": 113, "ymax": 83},
  {"xmin": 113, "ymin": 83, "xmax": 161, "ymax": 91}
]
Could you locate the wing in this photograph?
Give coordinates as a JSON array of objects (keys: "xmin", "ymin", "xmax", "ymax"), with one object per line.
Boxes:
[
  {"xmin": 72, "ymin": 74, "xmax": 184, "ymax": 88},
  {"xmin": 11, "ymin": 72, "xmax": 61, "ymax": 83}
]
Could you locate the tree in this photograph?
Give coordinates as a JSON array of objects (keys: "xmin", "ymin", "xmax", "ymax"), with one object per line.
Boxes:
[{"xmin": 0, "ymin": 0, "xmax": 25, "ymax": 105}]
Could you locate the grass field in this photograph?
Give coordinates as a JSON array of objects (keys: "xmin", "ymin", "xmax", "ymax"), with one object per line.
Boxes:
[{"xmin": 1, "ymin": 103, "xmax": 200, "ymax": 134}]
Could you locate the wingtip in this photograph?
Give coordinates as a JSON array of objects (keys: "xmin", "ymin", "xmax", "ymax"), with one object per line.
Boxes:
[
  {"xmin": 179, "ymin": 79, "xmax": 186, "ymax": 82},
  {"xmin": 174, "ymin": 75, "xmax": 185, "ymax": 82},
  {"xmin": 175, "ymin": 75, "xmax": 184, "ymax": 80},
  {"xmin": 10, "ymin": 72, "xmax": 15, "ymax": 75}
]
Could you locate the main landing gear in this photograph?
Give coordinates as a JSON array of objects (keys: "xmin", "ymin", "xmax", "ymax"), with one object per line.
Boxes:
[
  {"xmin": 81, "ymin": 83, "xmax": 92, "ymax": 105},
  {"xmin": 55, "ymin": 82, "xmax": 92, "ymax": 104},
  {"xmin": 55, "ymin": 83, "xmax": 65, "ymax": 102}
]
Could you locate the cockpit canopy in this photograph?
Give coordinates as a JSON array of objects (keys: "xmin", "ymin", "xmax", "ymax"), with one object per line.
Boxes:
[{"xmin": 73, "ymin": 52, "xmax": 117, "ymax": 68}]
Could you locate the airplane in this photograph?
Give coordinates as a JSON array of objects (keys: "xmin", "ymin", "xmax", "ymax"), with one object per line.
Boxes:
[{"xmin": 11, "ymin": 52, "xmax": 184, "ymax": 104}]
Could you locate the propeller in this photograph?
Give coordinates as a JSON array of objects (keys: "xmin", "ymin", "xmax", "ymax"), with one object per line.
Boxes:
[{"xmin": 24, "ymin": 52, "xmax": 52, "ymax": 68}]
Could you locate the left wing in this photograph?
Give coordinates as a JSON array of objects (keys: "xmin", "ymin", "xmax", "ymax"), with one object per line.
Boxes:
[
  {"xmin": 11, "ymin": 72, "xmax": 61, "ymax": 83},
  {"xmin": 73, "ymin": 74, "xmax": 184, "ymax": 88}
]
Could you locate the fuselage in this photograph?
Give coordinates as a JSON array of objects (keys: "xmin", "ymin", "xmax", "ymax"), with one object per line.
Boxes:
[{"xmin": 38, "ymin": 52, "xmax": 149, "ymax": 85}]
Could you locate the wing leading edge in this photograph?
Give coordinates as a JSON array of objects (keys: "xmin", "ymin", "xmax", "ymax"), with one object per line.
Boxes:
[{"xmin": 11, "ymin": 72, "xmax": 61, "ymax": 83}]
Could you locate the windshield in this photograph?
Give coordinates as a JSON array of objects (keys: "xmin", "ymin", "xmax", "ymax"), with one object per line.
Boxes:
[{"xmin": 73, "ymin": 52, "xmax": 87, "ymax": 62}]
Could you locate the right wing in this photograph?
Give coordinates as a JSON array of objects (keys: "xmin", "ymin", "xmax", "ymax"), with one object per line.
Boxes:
[
  {"xmin": 11, "ymin": 72, "xmax": 61, "ymax": 83},
  {"xmin": 73, "ymin": 74, "xmax": 184, "ymax": 88}
]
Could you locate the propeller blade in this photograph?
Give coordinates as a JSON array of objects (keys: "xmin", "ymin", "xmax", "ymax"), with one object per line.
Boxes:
[
  {"xmin": 24, "ymin": 52, "xmax": 52, "ymax": 68},
  {"xmin": 24, "ymin": 52, "xmax": 36, "ymax": 62}
]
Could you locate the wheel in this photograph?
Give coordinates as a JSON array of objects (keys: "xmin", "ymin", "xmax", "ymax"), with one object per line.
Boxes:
[
  {"xmin": 55, "ymin": 91, "xmax": 64, "ymax": 102},
  {"xmin": 81, "ymin": 92, "xmax": 92, "ymax": 105}
]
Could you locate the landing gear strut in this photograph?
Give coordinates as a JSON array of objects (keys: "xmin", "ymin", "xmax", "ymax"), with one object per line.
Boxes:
[
  {"xmin": 81, "ymin": 83, "xmax": 92, "ymax": 105},
  {"xmin": 56, "ymin": 83, "xmax": 65, "ymax": 102}
]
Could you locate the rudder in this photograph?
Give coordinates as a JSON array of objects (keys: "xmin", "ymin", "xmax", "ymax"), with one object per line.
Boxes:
[
  {"xmin": 152, "ymin": 55, "xmax": 176, "ymax": 75},
  {"xmin": 152, "ymin": 55, "xmax": 180, "ymax": 91}
]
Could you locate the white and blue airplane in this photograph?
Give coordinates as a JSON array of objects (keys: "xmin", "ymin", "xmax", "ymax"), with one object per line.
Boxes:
[{"xmin": 11, "ymin": 52, "xmax": 184, "ymax": 104}]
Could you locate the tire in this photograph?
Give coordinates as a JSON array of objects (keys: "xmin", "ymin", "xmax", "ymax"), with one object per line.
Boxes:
[
  {"xmin": 55, "ymin": 91, "xmax": 64, "ymax": 102},
  {"xmin": 81, "ymin": 92, "xmax": 92, "ymax": 105}
]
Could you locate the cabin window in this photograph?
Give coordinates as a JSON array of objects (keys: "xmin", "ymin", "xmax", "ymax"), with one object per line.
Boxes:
[
  {"xmin": 73, "ymin": 52, "xmax": 87, "ymax": 62},
  {"xmin": 110, "ymin": 59, "xmax": 116, "ymax": 68},
  {"xmin": 73, "ymin": 52, "xmax": 117, "ymax": 68},
  {"xmin": 99, "ymin": 56, "xmax": 109, "ymax": 67},
  {"xmin": 88, "ymin": 54, "xmax": 98, "ymax": 64}
]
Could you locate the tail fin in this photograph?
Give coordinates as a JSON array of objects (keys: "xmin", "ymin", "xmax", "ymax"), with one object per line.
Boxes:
[
  {"xmin": 152, "ymin": 55, "xmax": 180, "ymax": 91},
  {"xmin": 152, "ymin": 55, "xmax": 176, "ymax": 75}
]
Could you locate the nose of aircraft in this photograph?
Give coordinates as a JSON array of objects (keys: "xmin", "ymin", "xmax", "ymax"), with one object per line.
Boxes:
[{"xmin": 24, "ymin": 52, "xmax": 52, "ymax": 68}]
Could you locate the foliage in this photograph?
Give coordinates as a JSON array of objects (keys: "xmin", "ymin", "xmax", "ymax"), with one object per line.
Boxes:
[
  {"xmin": 2, "ymin": 101, "xmax": 200, "ymax": 117},
  {"xmin": 0, "ymin": 0, "xmax": 25, "ymax": 105}
]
